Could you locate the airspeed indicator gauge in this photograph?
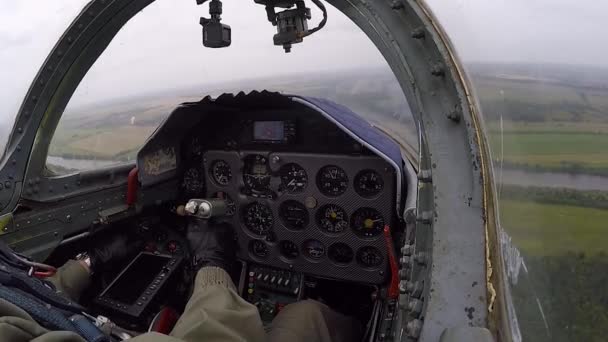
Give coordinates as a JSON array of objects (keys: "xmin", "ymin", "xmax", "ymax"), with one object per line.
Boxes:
[
  {"xmin": 302, "ymin": 240, "xmax": 326, "ymax": 260},
  {"xmin": 211, "ymin": 160, "xmax": 232, "ymax": 185},
  {"xmin": 242, "ymin": 202, "xmax": 274, "ymax": 236},
  {"xmin": 249, "ymin": 240, "xmax": 270, "ymax": 259},
  {"xmin": 356, "ymin": 246, "xmax": 383, "ymax": 268},
  {"xmin": 280, "ymin": 163, "xmax": 308, "ymax": 193},
  {"xmin": 183, "ymin": 167, "xmax": 204, "ymax": 194},
  {"xmin": 243, "ymin": 155, "xmax": 271, "ymax": 194},
  {"xmin": 279, "ymin": 200, "xmax": 309, "ymax": 230},
  {"xmin": 317, "ymin": 165, "xmax": 348, "ymax": 197},
  {"xmin": 354, "ymin": 169, "xmax": 384, "ymax": 198},
  {"xmin": 279, "ymin": 240, "xmax": 299, "ymax": 260},
  {"xmin": 351, "ymin": 208, "xmax": 384, "ymax": 238},
  {"xmin": 317, "ymin": 204, "xmax": 348, "ymax": 234}
]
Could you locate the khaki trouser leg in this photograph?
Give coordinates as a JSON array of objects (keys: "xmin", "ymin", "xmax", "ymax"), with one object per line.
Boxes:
[{"xmin": 268, "ymin": 299, "xmax": 363, "ymax": 342}]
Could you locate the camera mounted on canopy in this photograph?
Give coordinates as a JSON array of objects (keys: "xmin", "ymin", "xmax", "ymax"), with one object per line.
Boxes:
[{"xmin": 196, "ymin": 0, "xmax": 328, "ymax": 53}]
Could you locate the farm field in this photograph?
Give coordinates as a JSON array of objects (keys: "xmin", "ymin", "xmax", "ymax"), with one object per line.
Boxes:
[{"xmin": 499, "ymin": 199, "xmax": 608, "ymax": 256}]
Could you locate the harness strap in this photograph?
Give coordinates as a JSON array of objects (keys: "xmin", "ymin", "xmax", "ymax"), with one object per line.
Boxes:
[{"xmin": 0, "ymin": 285, "xmax": 110, "ymax": 342}]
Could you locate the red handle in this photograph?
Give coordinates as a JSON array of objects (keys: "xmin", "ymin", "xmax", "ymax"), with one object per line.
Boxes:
[{"xmin": 383, "ymin": 225, "xmax": 400, "ymax": 299}]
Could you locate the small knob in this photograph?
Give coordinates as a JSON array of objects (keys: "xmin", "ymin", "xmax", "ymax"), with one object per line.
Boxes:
[
  {"xmin": 400, "ymin": 256, "xmax": 411, "ymax": 268},
  {"xmin": 401, "ymin": 244, "xmax": 414, "ymax": 256},
  {"xmin": 406, "ymin": 319, "xmax": 423, "ymax": 339},
  {"xmin": 407, "ymin": 299, "xmax": 423, "ymax": 316},
  {"xmin": 414, "ymin": 252, "xmax": 427, "ymax": 265},
  {"xmin": 198, "ymin": 202, "xmax": 212, "ymax": 217},
  {"xmin": 185, "ymin": 201, "xmax": 198, "ymax": 215}
]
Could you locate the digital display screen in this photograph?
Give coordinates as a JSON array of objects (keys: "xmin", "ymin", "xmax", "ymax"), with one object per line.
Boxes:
[
  {"xmin": 254, "ymin": 121, "xmax": 285, "ymax": 141},
  {"xmin": 102, "ymin": 253, "xmax": 169, "ymax": 305}
]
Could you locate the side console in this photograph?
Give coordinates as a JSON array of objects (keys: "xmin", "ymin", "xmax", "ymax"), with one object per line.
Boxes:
[{"xmin": 94, "ymin": 252, "xmax": 184, "ymax": 326}]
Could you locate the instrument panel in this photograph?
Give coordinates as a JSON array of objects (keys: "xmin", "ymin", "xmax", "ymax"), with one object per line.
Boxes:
[{"xmin": 184, "ymin": 150, "xmax": 396, "ymax": 284}]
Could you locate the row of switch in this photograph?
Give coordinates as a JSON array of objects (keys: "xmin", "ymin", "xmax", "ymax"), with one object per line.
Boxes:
[{"xmin": 251, "ymin": 271, "xmax": 292, "ymax": 287}]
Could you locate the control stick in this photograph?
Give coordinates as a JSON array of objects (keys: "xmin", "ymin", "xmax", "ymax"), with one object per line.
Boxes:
[{"xmin": 176, "ymin": 199, "xmax": 228, "ymax": 219}]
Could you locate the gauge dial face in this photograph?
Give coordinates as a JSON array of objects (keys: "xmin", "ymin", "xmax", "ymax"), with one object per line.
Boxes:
[
  {"xmin": 249, "ymin": 240, "xmax": 270, "ymax": 259},
  {"xmin": 328, "ymin": 243, "xmax": 354, "ymax": 264},
  {"xmin": 279, "ymin": 240, "xmax": 299, "ymax": 260},
  {"xmin": 356, "ymin": 246, "xmax": 383, "ymax": 268},
  {"xmin": 280, "ymin": 163, "xmax": 308, "ymax": 193},
  {"xmin": 189, "ymin": 136, "xmax": 203, "ymax": 157},
  {"xmin": 211, "ymin": 160, "xmax": 232, "ymax": 185},
  {"xmin": 354, "ymin": 169, "xmax": 384, "ymax": 198},
  {"xmin": 243, "ymin": 155, "xmax": 271, "ymax": 193},
  {"xmin": 351, "ymin": 208, "xmax": 385, "ymax": 238},
  {"xmin": 212, "ymin": 192, "xmax": 236, "ymax": 216},
  {"xmin": 183, "ymin": 167, "xmax": 204, "ymax": 194},
  {"xmin": 317, "ymin": 204, "xmax": 348, "ymax": 234},
  {"xmin": 302, "ymin": 240, "xmax": 326, "ymax": 260},
  {"xmin": 242, "ymin": 202, "xmax": 274, "ymax": 235},
  {"xmin": 317, "ymin": 165, "xmax": 348, "ymax": 197},
  {"xmin": 279, "ymin": 200, "xmax": 309, "ymax": 230}
]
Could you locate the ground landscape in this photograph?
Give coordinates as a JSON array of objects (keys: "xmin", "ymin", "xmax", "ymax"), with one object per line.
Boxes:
[{"xmin": 45, "ymin": 63, "xmax": 607, "ymax": 341}]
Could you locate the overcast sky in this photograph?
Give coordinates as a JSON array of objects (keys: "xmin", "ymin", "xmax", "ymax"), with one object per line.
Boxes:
[{"xmin": 1, "ymin": 0, "xmax": 607, "ymax": 144}]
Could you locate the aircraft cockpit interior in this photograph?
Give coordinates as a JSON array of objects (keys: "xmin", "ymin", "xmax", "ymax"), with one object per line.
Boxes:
[
  {"xmin": 0, "ymin": 0, "xmax": 537, "ymax": 341},
  {"xmin": 38, "ymin": 90, "xmax": 416, "ymax": 338}
]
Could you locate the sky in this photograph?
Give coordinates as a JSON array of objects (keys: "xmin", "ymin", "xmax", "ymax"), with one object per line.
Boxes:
[{"xmin": 1, "ymin": 0, "xmax": 607, "ymax": 149}]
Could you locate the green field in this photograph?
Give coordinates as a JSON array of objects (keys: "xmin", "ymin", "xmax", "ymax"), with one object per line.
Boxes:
[
  {"xmin": 500, "ymin": 199, "xmax": 608, "ymax": 256},
  {"xmin": 487, "ymin": 125, "xmax": 608, "ymax": 175}
]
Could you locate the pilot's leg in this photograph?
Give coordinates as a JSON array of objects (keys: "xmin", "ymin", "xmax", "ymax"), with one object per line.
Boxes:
[
  {"xmin": 47, "ymin": 260, "xmax": 91, "ymax": 302},
  {"xmin": 268, "ymin": 299, "xmax": 362, "ymax": 342},
  {"xmin": 167, "ymin": 266, "xmax": 266, "ymax": 342}
]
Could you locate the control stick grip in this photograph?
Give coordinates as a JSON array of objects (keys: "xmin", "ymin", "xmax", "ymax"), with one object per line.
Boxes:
[{"xmin": 177, "ymin": 199, "xmax": 228, "ymax": 219}]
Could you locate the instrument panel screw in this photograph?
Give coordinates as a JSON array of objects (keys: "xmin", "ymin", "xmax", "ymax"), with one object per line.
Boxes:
[
  {"xmin": 391, "ymin": 1, "xmax": 404, "ymax": 9},
  {"xmin": 431, "ymin": 64, "xmax": 445, "ymax": 77},
  {"xmin": 414, "ymin": 252, "xmax": 428, "ymax": 265},
  {"xmin": 412, "ymin": 27, "xmax": 425, "ymax": 39},
  {"xmin": 401, "ymin": 244, "xmax": 414, "ymax": 256},
  {"xmin": 407, "ymin": 299, "xmax": 423, "ymax": 316}
]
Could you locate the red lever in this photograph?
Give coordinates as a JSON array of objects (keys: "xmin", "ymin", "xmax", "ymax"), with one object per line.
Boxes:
[
  {"xmin": 383, "ymin": 225, "xmax": 400, "ymax": 299},
  {"xmin": 127, "ymin": 167, "xmax": 139, "ymax": 206}
]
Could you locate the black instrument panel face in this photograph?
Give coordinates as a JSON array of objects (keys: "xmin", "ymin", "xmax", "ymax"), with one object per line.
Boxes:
[{"xmin": 200, "ymin": 150, "xmax": 396, "ymax": 284}]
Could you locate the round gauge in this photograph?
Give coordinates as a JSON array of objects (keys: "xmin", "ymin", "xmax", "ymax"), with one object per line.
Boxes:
[
  {"xmin": 356, "ymin": 246, "xmax": 383, "ymax": 268},
  {"xmin": 211, "ymin": 160, "xmax": 232, "ymax": 185},
  {"xmin": 183, "ymin": 167, "xmax": 204, "ymax": 194},
  {"xmin": 351, "ymin": 208, "xmax": 385, "ymax": 238},
  {"xmin": 242, "ymin": 202, "xmax": 274, "ymax": 235},
  {"xmin": 354, "ymin": 169, "xmax": 384, "ymax": 198},
  {"xmin": 212, "ymin": 192, "xmax": 236, "ymax": 216},
  {"xmin": 317, "ymin": 204, "xmax": 348, "ymax": 234},
  {"xmin": 302, "ymin": 240, "xmax": 326, "ymax": 260},
  {"xmin": 279, "ymin": 200, "xmax": 309, "ymax": 230},
  {"xmin": 328, "ymin": 243, "xmax": 354, "ymax": 265},
  {"xmin": 243, "ymin": 155, "xmax": 271, "ymax": 193},
  {"xmin": 317, "ymin": 165, "xmax": 348, "ymax": 197},
  {"xmin": 279, "ymin": 240, "xmax": 299, "ymax": 260},
  {"xmin": 249, "ymin": 240, "xmax": 270, "ymax": 259},
  {"xmin": 189, "ymin": 136, "xmax": 203, "ymax": 157},
  {"xmin": 280, "ymin": 163, "xmax": 308, "ymax": 193}
]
